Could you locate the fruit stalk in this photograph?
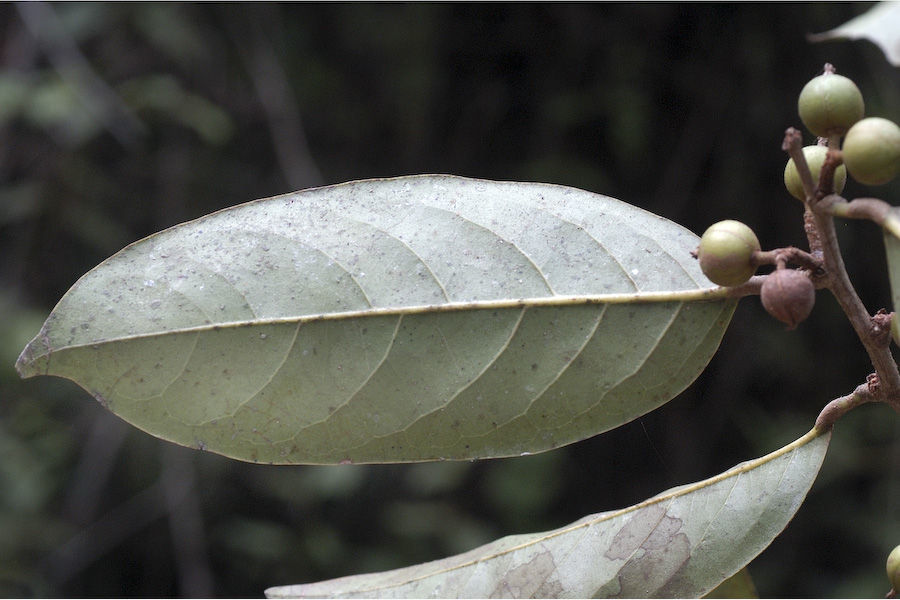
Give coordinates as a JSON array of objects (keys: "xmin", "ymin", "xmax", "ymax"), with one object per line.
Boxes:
[
  {"xmin": 751, "ymin": 246, "xmax": 824, "ymax": 276},
  {"xmin": 825, "ymin": 197, "xmax": 892, "ymax": 224},
  {"xmin": 814, "ymin": 382, "xmax": 876, "ymax": 431}
]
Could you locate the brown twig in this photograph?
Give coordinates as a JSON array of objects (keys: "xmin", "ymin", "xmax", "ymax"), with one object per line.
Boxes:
[
  {"xmin": 871, "ymin": 310, "xmax": 894, "ymax": 349},
  {"xmin": 804, "ymin": 208, "xmax": 824, "ymax": 257},
  {"xmin": 825, "ymin": 196, "xmax": 893, "ymax": 224},
  {"xmin": 781, "ymin": 128, "xmax": 900, "ymax": 422},
  {"xmin": 815, "ymin": 381, "xmax": 877, "ymax": 432},
  {"xmin": 807, "ymin": 201, "xmax": 900, "ymax": 401},
  {"xmin": 818, "ymin": 148, "xmax": 843, "ymax": 200},
  {"xmin": 783, "ymin": 128, "xmax": 817, "ymax": 203},
  {"xmin": 752, "ymin": 247, "xmax": 824, "ymax": 276}
]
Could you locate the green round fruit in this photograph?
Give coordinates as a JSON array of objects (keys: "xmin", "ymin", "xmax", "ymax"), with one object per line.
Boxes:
[
  {"xmin": 760, "ymin": 269, "xmax": 815, "ymax": 329},
  {"xmin": 887, "ymin": 544, "xmax": 900, "ymax": 592},
  {"xmin": 784, "ymin": 145, "xmax": 847, "ymax": 201},
  {"xmin": 798, "ymin": 72, "xmax": 864, "ymax": 138},
  {"xmin": 842, "ymin": 117, "xmax": 900, "ymax": 185},
  {"xmin": 697, "ymin": 220, "xmax": 760, "ymax": 287}
]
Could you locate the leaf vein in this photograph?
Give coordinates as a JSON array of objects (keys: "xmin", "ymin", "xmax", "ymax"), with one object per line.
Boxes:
[
  {"xmin": 396, "ymin": 307, "xmax": 526, "ymax": 439},
  {"xmin": 224, "ymin": 322, "xmax": 302, "ymax": 424},
  {"xmin": 346, "ymin": 217, "xmax": 452, "ymax": 303},
  {"xmin": 423, "ymin": 203, "xmax": 557, "ymax": 295},
  {"xmin": 289, "ymin": 315, "xmax": 403, "ymax": 438},
  {"xmin": 549, "ymin": 211, "xmax": 641, "ymax": 292}
]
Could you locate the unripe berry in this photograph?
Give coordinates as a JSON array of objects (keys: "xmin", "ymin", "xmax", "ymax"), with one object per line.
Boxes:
[
  {"xmin": 761, "ymin": 269, "xmax": 815, "ymax": 329},
  {"xmin": 784, "ymin": 145, "xmax": 847, "ymax": 201},
  {"xmin": 888, "ymin": 544, "xmax": 900, "ymax": 592},
  {"xmin": 841, "ymin": 117, "xmax": 900, "ymax": 185},
  {"xmin": 697, "ymin": 220, "xmax": 760, "ymax": 287},
  {"xmin": 798, "ymin": 72, "xmax": 864, "ymax": 138}
]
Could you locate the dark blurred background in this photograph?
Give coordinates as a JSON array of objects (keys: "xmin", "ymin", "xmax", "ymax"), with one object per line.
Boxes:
[{"xmin": 2, "ymin": 3, "xmax": 899, "ymax": 597}]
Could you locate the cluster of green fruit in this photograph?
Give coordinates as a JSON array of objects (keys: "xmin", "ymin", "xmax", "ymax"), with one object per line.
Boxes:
[
  {"xmin": 786, "ymin": 68, "xmax": 900, "ymax": 194},
  {"xmin": 695, "ymin": 68, "xmax": 900, "ymax": 329}
]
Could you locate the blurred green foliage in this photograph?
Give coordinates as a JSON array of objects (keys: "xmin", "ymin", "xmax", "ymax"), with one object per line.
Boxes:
[{"xmin": 2, "ymin": 3, "xmax": 899, "ymax": 597}]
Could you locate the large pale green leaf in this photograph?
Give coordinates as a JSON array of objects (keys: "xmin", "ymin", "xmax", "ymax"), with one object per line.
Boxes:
[
  {"xmin": 266, "ymin": 428, "xmax": 831, "ymax": 598},
  {"xmin": 17, "ymin": 175, "xmax": 735, "ymax": 464},
  {"xmin": 808, "ymin": 2, "xmax": 900, "ymax": 66}
]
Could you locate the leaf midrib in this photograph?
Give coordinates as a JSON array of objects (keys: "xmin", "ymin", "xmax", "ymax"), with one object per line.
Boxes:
[{"xmin": 24, "ymin": 288, "xmax": 732, "ymax": 357}]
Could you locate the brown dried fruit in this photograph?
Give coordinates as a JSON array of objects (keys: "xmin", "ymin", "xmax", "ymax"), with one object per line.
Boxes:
[{"xmin": 761, "ymin": 269, "xmax": 815, "ymax": 329}]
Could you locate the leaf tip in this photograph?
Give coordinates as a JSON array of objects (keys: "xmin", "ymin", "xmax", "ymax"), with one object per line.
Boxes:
[
  {"xmin": 15, "ymin": 336, "xmax": 48, "ymax": 379},
  {"xmin": 263, "ymin": 585, "xmax": 297, "ymax": 599},
  {"xmin": 15, "ymin": 351, "xmax": 34, "ymax": 380}
]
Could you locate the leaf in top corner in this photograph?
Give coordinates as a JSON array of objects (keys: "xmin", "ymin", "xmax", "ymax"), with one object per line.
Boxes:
[
  {"xmin": 808, "ymin": 2, "xmax": 900, "ymax": 66},
  {"xmin": 17, "ymin": 175, "xmax": 735, "ymax": 464}
]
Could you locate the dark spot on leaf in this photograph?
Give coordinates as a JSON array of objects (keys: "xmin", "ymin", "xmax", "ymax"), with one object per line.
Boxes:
[
  {"xmin": 602, "ymin": 504, "xmax": 691, "ymax": 598},
  {"xmin": 606, "ymin": 504, "xmax": 666, "ymax": 561},
  {"xmin": 490, "ymin": 551, "xmax": 562, "ymax": 598}
]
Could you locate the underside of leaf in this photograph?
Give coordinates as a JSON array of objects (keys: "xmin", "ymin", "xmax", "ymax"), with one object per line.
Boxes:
[
  {"xmin": 265, "ymin": 428, "xmax": 831, "ymax": 598},
  {"xmin": 17, "ymin": 175, "xmax": 735, "ymax": 464}
]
